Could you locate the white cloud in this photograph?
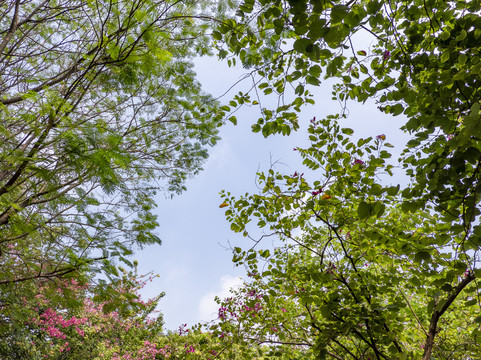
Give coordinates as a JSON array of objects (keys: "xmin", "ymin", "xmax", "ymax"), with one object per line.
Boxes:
[{"xmin": 197, "ymin": 275, "xmax": 244, "ymax": 323}]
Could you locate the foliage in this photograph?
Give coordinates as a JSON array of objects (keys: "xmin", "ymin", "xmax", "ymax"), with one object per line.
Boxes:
[
  {"xmin": 0, "ymin": 268, "xmax": 165, "ymax": 359},
  {"xmin": 0, "ymin": 0, "xmax": 224, "ymax": 283},
  {"xmin": 0, "ymin": 265, "xmax": 260, "ymax": 359},
  {"xmin": 216, "ymin": 119, "xmax": 481, "ymax": 359},
  {"xmin": 214, "ymin": 0, "xmax": 481, "ymax": 228},
  {"xmin": 2, "ymin": 0, "xmax": 481, "ymax": 358},
  {"xmin": 209, "ymin": 2, "xmax": 481, "ymax": 358}
]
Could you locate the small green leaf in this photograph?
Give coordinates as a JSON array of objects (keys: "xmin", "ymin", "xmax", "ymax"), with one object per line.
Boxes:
[
  {"xmin": 212, "ymin": 31, "xmax": 222, "ymax": 40},
  {"xmin": 357, "ymin": 201, "xmax": 372, "ymax": 219}
]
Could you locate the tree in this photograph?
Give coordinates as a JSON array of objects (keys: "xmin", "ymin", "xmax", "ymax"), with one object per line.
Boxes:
[
  {"xmin": 207, "ymin": 2, "xmax": 481, "ymax": 358},
  {"xmin": 0, "ymin": 0, "xmax": 225, "ymax": 284},
  {"xmin": 214, "ymin": 0, "xmax": 481, "ymax": 226},
  {"xmin": 214, "ymin": 119, "xmax": 481, "ymax": 359},
  {"xmin": 1, "ymin": 263, "xmax": 258, "ymax": 359},
  {"xmin": 0, "ymin": 267, "xmax": 166, "ymax": 359}
]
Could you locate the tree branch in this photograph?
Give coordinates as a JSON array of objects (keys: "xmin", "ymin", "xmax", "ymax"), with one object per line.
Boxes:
[{"xmin": 422, "ymin": 270, "xmax": 475, "ymax": 360}]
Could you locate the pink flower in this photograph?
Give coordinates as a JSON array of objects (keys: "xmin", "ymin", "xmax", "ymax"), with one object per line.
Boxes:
[
  {"xmin": 75, "ymin": 326, "xmax": 85, "ymax": 337},
  {"xmin": 281, "ymin": 308, "xmax": 286, "ymax": 312},
  {"xmin": 383, "ymin": 50, "xmax": 390, "ymax": 60},
  {"xmin": 178, "ymin": 323, "xmax": 189, "ymax": 335},
  {"xmin": 185, "ymin": 344, "xmax": 195, "ymax": 353}
]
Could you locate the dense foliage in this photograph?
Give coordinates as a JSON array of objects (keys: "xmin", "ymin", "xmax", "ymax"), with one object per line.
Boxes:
[
  {"xmin": 0, "ymin": 269, "xmax": 164, "ymax": 358},
  {"xmin": 0, "ymin": 0, "xmax": 226, "ymax": 357},
  {"xmin": 209, "ymin": 0, "xmax": 481, "ymax": 359},
  {"xmin": 214, "ymin": 0, "xmax": 481, "ymax": 220},
  {"xmin": 0, "ymin": 0, "xmax": 222, "ymax": 283},
  {"xmin": 216, "ymin": 120, "xmax": 480, "ymax": 359},
  {"xmin": 1, "ymin": 0, "xmax": 481, "ymax": 359}
]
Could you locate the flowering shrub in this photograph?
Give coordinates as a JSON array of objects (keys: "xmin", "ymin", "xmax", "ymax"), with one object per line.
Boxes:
[{"xmin": 0, "ymin": 268, "xmax": 168, "ymax": 359}]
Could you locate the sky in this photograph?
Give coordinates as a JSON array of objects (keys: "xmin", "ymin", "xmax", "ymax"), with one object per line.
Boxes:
[{"xmin": 136, "ymin": 55, "xmax": 411, "ymax": 331}]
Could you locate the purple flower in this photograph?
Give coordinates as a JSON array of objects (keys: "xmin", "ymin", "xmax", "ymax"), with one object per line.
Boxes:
[
  {"xmin": 376, "ymin": 134, "xmax": 386, "ymax": 140},
  {"xmin": 383, "ymin": 50, "xmax": 390, "ymax": 60},
  {"xmin": 353, "ymin": 159, "xmax": 364, "ymax": 166},
  {"xmin": 218, "ymin": 307, "xmax": 227, "ymax": 320},
  {"xmin": 184, "ymin": 344, "xmax": 195, "ymax": 353},
  {"xmin": 178, "ymin": 324, "xmax": 189, "ymax": 335}
]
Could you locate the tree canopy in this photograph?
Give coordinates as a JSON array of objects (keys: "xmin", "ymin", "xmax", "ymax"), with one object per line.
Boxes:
[
  {"xmin": 1, "ymin": 0, "xmax": 481, "ymax": 359},
  {"xmin": 214, "ymin": 0, "xmax": 481, "ymax": 221},
  {"xmin": 0, "ymin": 0, "xmax": 225, "ymax": 355},
  {"xmin": 0, "ymin": 0, "xmax": 223, "ymax": 285},
  {"xmin": 208, "ymin": 0, "xmax": 481, "ymax": 359},
  {"xmin": 215, "ymin": 120, "xmax": 480, "ymax": 359}
]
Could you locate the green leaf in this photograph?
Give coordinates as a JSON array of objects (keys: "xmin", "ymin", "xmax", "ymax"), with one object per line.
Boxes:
[
  {"xmin": 414, "ymin": 251, "xmax": 431, "ymax": 263},
  {"xmin": 331, "ymin": 5, "xmax": 349, "ymax": 24},
  {"xmin": 212, "ymin": 31, "xmax": 223, "ymax": 40},
  {"xmin": 293, "ymin": 38, "xmax": 313, "ymax": 53},
  {"xmin": 386, "ymin": 185, "xmax": 399, "ymax": 196},
  {"xmin": 262, "ymin": 123, "xmax": 272, "ymax": 137},
  {"xmin": 357, "ymin": 201, "xmax": 372, "ymax": 219}
]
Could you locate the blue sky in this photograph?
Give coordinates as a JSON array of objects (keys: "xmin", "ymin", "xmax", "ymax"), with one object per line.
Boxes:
[{"xmin": 136, "ymin": 55, "xmax": 410, "ymax": 331}]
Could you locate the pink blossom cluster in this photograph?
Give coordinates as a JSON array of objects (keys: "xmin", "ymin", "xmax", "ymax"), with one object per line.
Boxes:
[
  {"xmin": 184, "ymin": 343, "xmax": 195, "ymax": 353},
  {"xmin": 23, "ymin": 273, "xmax": 171, "ymax": 358},
  {"xmin": 239, "ymin": 301, "xmax": 262, "ymax": 317},
  {"xmin": 33, "ymin": 307, "xmax": 87, "ymax": 340},
  {"xmin": 135, "ymin": 341, "xmax": 169, "ymax": 359},
  {"xmin": 218, "ymin": 306, "xmax": 228, "ymax": 320}
]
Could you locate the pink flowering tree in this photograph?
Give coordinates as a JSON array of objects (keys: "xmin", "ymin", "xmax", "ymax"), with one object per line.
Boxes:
[
  {"xmin": 0, "ymin": 266, "xmax": 168, "ymax": 359},
  {"xmin": 0, "ymin": 246, "xmax": 255, "ymax": 359}
]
